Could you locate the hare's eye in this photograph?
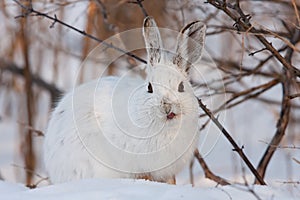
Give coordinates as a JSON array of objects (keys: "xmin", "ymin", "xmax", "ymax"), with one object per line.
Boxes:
[
  {"xmin": 178, "ymin": 81, "xmax": 184, "ymax": 92},
  {"xmin": 147, "ymin": 82, "xmax": 153, "ymax": 93}
]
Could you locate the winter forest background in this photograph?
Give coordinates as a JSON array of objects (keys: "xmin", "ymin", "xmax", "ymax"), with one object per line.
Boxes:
[{"xmin": 0, "ymin": 0, "xmax": 299, "ymax": 199}]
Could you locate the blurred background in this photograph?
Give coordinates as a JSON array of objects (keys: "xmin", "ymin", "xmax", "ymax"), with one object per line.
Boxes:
[{"xmin": 0, "ymin": 0, "xmax": 299, "ymax": 189}]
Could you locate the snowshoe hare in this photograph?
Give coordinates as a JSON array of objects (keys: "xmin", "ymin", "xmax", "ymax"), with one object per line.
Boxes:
[{"xmin": 44, "ymin": 16, "xmax": 206, "ymax": 184}]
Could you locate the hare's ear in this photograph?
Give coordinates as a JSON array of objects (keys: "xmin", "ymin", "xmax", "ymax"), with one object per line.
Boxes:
[
  {"xmin": 174, "ymin": 21, "xmax": 206, "ymax": 73},
  {"xmin": 143, "ymin": 16, "xmax": 163, "ymax": 67}
]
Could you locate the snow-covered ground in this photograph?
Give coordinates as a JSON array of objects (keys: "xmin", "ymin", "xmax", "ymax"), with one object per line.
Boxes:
[{"xmin": 0, "ymin": 178, "xmax": 299, "ymax": 200}]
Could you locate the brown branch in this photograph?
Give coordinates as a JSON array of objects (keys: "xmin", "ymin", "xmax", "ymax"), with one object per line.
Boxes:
[
  {"xmin": 194, "ymin": 149, "xmax": 230, "ymax": 185},
  {"xmin": 293, "ymin": 158, "xmax": 300, "ymax": 165},
  {"xmin": 197, "ymin": 98, "xmax": 267, "ymax": 185},
  {"xmin": 254, "ymin": 35, "xmax": 299, "ymax": 76},
  {"xmin": 13, "ymin": 0, "xmax": 147, "ymax": 64},
  {"xmin": 292, "ymin": 0, "xmax": 300, "ymax": 26},
  {"xmin": 19, "ymin": 4, "xmax": 36, "ymax": 185},
  {"xmin": 0, "ymin": 59, "xmax": 63, "ymax": 105},
  {"xmin": 207, "ymin": 25, "xmax": 290, "ymax": 37},
  {"xmin": 288, "ymin": 93, "xmax": 300, "ymax": 99},
  {"xmin": 248, "ymin": 47, "xmax": 268, "ymax": 56}
]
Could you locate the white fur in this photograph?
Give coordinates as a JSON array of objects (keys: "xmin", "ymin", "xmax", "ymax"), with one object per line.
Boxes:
[{"xmin": 44, "ymin": 17, "xmax": 206, "ymax": 183}]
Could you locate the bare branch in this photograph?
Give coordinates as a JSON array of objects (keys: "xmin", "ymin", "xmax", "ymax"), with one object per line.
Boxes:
[
  {"xmin": 279, "ymin": 180, "xmax": 300, "ymax": 185},
  {"xmin": 292, "ymin": 158, "xmax": 300, "ymax": 165},
  {"xmin": 288, "ymin": 93, "xmax": 300, "ymax": 99},
  {"xmin": 197, "ymin": 98, "xmax": 266, "ymax": 185},
  {"xmin": 194, "ymin": 149, "xmax": 230, "ymax": 186},
  {"xmin": 259, "ymin": 140, "xmax": 300, "ymax": 150},
  {"xmin": 18, "ymin": 6, "xmax": 36, "ymax": 185},
  {"xmin": 292, "ymin": 0, "xmax": 300, "ymax": 26},
  {"xmin": 0, "ymin": 59, "xmax": 63, "ymax": 105},
  {"xmin": 13, "ymin": 0, "xmax": 147, "ymax": 64},
  {"xmin": 248, "ymin": 47, "xmax": 268, "ymax": 56}
]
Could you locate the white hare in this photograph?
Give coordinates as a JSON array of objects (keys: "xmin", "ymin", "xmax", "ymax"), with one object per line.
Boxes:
[{"xmin": 44, "ymin": 16, "xmax": 206, "ymax": 184}]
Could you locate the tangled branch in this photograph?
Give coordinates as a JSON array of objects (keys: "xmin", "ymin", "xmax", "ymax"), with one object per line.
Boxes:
[
  {"xmin": 13, "ymin": 0, "xmax": 147, "ymax": 64},
  {"xmin": 206, "ymin": 0, "xmax": 300, "ymax": 77}
]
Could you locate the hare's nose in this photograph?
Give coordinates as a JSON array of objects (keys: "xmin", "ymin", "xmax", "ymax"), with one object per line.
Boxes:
[
  {"xmin": 163, "ymin": 101, "xmax": 172, "ymax": 113},
  {"xmin": 164, "ymin": 103, "xmax": 172, "ymax": 114}
]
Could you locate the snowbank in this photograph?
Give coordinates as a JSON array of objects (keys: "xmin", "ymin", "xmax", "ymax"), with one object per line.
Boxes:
[{"xmin": 0, "ymin": 179, "xmax": 298, "ymax": 200}]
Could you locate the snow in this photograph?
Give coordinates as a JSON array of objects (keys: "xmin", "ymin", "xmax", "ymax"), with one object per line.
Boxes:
[{"xmin": 0, "ymin": 178, "xmax": 298, "ymax": 200}]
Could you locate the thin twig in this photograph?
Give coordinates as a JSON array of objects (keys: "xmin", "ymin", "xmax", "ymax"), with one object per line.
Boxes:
[
  {"xmin": 248, "ymin": 47, "xmax": 268, "ymax": 56},
  {"xmin": 259, "ymin": 140, "xmax": 300, "ymax": 150},
  {"xmin": 12, "ymin": 164, "xmax": 44, "ymax": 179},
  {"xmin": 18, "ymin": 121, "xmax": 44, "ymax": 137},
  {"xmin": 199, "ymin": 78, "xmax": 279, "ymax": 117},
  {"xmin": 26, "ymin": 177, "xmax": 49, "ymax": 189},
  {"xmin": 279, "ymin": 180, "xmax": 300, "ymax": 185},
  {"xmin": 128, "ymin": 0, "xmax": 148, "ymax": 17},
  {"xmin": 11, "ymin": 164, "xmax": 49, "ymax": 188}
]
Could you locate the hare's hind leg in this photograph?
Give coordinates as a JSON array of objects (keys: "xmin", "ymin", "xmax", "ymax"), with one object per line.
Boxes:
[
  {"xmin": 166, "ymin": 175, "xmax": 176, "ymax": 185},
  {"xmin": 137, "ymin": 174, "xmax": 154, "ymax": 181},
  {"xmin": 136, "ymin": 174, "xmax": 176, "ymax": 185}
]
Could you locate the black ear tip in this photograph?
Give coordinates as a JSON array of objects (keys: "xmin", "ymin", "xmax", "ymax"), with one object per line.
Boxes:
[
  {"xmin": 181, "ymin": 20, "xmax": 206, "ymax": 34},
  {"xmin": 144, "ymin": 16, "xmax": 155, "ymax": 27}
]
